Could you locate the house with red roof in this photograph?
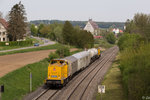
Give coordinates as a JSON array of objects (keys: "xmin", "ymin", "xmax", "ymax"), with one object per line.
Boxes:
[
  {"xmin": 112, "ymin": 28, "xmax": 123, "ymax": 36},
  {"xmin": 0, "ymin": 18, "xmax": 9, "ymax": 41},
  {"xmin": 84, "ymin": 19, "xmax": 99, "ymax": 35}
]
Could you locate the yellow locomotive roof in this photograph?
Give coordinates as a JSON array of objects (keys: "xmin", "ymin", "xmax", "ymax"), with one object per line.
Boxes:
[{"xmin": 50, "ymin": 63, "xmax": 64, "ymax": 67}]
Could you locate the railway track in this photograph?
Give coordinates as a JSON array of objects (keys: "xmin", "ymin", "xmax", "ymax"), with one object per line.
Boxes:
[{"xmin": 30, "ymin": 46, "xmax": 118, "ymax": 100}]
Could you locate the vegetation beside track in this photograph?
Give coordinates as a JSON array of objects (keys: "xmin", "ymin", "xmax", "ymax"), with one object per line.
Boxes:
[
  {"xmin": 0, "ymin": 49, "xmax": 81, "ymax": 100},
  {"xmin": 117, "ymin": 13, "xmax": 150, "ymax": 100},
  {"xmin": 94, "ymin": 39, "xmax": 114, "ymax": 49},
  {"xmin": 96, "ymin": 55, "xmax": 126, "ymax": 100}
]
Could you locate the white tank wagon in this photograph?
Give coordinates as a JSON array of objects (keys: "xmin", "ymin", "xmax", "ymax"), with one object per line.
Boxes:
[
  {"xmin": 72, "ymin": 51, "xmax": 90, "ymax": 71},
  {"xmin": 88, "ymin": 48, "xmax": 100, "ymax": 62},
  {"xmin": 64, "ymin": 56, "xmax": 78, "ymax": 77}
]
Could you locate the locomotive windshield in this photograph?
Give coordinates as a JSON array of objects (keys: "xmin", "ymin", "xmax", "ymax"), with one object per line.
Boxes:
[
  {"xmin": 60, "ymin": 61, "xmax": 64, "ymax": 64},
  {"xmin": 50, "ymin": 60, "xmax": 57, "ymax": 64}
]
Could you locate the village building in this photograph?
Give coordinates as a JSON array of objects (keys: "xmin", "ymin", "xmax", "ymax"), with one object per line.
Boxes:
[
  {"xmin": 112, "ymin": 28, "xmax": 123, "ymax": 36},
  {"xmin": 84, "ymin": 19, "xmax": 99, "ymax": 35},
  {"xmin": 0, "ymin": 18, "xmax": 9, "ymax": 41}
]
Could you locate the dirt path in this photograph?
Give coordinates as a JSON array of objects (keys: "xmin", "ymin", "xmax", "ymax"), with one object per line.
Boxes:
[{"xmin": 0, "ymin": 48, "xmax": 78, "ymax": 77}]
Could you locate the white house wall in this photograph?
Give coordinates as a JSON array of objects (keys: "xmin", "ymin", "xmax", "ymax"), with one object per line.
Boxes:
[
  {"xmin": 0, "ymin": 23, "xmax": 8, "ymax": 42},
  {"xmin": 84, "ymin": 22, "xmax": 94, "ymax": 34}
]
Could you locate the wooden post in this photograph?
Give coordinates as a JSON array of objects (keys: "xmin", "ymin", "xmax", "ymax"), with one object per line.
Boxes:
[{"xmin": 30, "ymin": 72, "xmax": 32, "ymax": 92}]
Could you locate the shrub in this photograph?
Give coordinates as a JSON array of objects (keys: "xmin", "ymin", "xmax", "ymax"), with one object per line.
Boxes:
[
  {"xmin": 118, "ymin": 33, "xmax": 141, "ymax": 51},
  {"xmin": 56, "ymin": 46, "xmax": 70, "ymax": 58},
  {"xmin": 119, "ymin": 44, "xmax": 150, "ymax": 100},
  {"xmin": 0, "ymin": 40, "xmax": 33, "ymax": 46},
  {"xmin": 106, "ymin": 33, "xmax": 116, "ymax": 44},
  {"xmin": 48, "ymin": 52, "xmax": 59, "ymax": 61}
]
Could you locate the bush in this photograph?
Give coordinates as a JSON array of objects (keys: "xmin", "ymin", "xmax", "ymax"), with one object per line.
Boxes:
[
  {"xmin": 56, "ymin": 46, "xmax": 70, "ymax": 58},
  {"xmin": 0, "ymin": 40, "xmax": 33, "ymax": 46},
  {"xmin": 94, "ymin": 39, "xmax": 113, "ymax": 48},
  {"xmin": 48, "ymin": 52, "xmax": 59, "ymax": 61},
  {"xmin": 119, "ymin": 43, "xmax": 150, "ymax": 100},
  {"xmin": 118, "ymin": 33, "xmax": 141, "ymax": 51},
  {"xmin": 106, "ymin": 33, "xmax": 116, "ymax": 44}
]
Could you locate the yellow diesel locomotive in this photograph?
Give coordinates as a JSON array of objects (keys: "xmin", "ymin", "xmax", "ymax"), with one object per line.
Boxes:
[{"xmin": 45, "ymin": 48, "xmax": 101, "ymax": 86}]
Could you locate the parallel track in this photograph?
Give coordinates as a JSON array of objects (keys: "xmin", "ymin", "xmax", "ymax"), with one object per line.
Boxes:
[
  {"xmin": 32, "ymin": 46, "xmax": 118, "ymax": 100},
  {"xmin": 65, "ymin": 47, "xmax": 118, "ymax": 100}
]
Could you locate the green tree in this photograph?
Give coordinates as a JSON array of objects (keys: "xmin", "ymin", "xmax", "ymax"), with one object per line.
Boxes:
[
  {"xmin": 54, "ymin": 25, "xmax": 63, "ymax": 42},
  {"xmin": 106, "ymin": 33, "xmax": 116, "ymax": 44},
  {"xmin": 56, "ymin": 46, "xmax": 70, "ymax": 58},
  {"xmin": 7, "ymin": 2, "xmax": 27, "ymax": 41},
  {"xmin": 38, "ymin": 24, "xmax": 44, "ymax": 36},
  {"xmin": 125, "ymin": 13, "xmax": 150, "ymax": 42},
  {"xmin": 62, "ymin": 21, "xmax": 74, "ymax": 44},
  {"xmin": 48, "ymin": 23, "xmax": 63, "ymax": 41},
  {"xmin": 39, "ymin": 25, "xmax": 51, "ymax": 37},
  {"xmin": 30, "ymin": 24, "xmax": 38, "ymax": 36}
]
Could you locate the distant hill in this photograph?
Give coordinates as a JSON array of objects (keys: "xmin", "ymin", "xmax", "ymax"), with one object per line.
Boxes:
[{"xmin": 30, "ymin": 20, "xmax": 125, "ymax": 29}]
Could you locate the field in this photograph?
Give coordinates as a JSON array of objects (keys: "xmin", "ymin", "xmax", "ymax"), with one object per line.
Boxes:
[{"xmin": 0, "ymin": 50, "xmax": 81, "ymax": 100}]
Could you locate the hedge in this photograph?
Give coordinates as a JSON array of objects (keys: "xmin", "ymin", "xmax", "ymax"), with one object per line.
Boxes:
[{"xmin": 0, "ymin": 40, "xmax": 33, "ymax": 46}]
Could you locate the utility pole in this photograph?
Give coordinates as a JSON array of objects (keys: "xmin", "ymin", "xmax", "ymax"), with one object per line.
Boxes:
[{"xmin": 30, "ymin": 72, "xmax": 32, "ymax": 92}]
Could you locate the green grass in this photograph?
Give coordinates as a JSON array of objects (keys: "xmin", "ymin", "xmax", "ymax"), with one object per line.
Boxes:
[
  {"xmin": 96, "ymin": 56, "xmax": 127, "ymax": 100},
  {"xmin": 0, "ymin": 50, "xmax": 81, "ymax": 100},
  {"xmin": 0, "ymin": 43, "xmax": 66, "ymax": 56},
  {"xmin": 0, "ymin": 46, "xmax": 30, "ymax": 51},
  {"xmin": 94, "ymin": 39, "xmax": 114, "ymax": 49},
  {"xmin": 27, "ymin": 37, "xmax": 44, "ymax": 44},
  {"xmin": 0, "ymin": 59, "xmax": 48, "ymax": 100}
]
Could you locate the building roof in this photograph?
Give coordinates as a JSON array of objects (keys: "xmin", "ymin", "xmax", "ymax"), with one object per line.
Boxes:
[
  {"xmin": 119, "ymin": 30, "xmax": 123, "ymax": 33},
  {"xmin": 94, "ymin": 36, "xmax": 103, "ymax": 39},
  {"xmin": 0, "ymin": 18, "xmax": 8, "ymax": 29},
  {"xmin": 89, "ymin": 19, "xmax": 99, "ymax": 30}
]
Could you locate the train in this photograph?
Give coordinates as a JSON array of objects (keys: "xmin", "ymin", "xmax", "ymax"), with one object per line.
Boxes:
[{"xmin": 45, "ymin": 48, "xmax": 101, "ymax": 86}]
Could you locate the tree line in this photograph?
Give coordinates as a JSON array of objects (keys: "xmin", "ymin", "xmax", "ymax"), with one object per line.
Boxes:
[
  {"xmin": 30, "ymin": 20, "xmax": 125, "ymax": 29},
  {"xmin": 118, "ymin": 13, "xmax": 150, "ymax": 100},
  {"xmin": 31, "ymin": 21, "xmax": 94, "ymax": 48}
]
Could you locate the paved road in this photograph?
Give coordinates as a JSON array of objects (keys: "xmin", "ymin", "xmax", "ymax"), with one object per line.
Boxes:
[
  {"xmin": 0, "ymin": 48, "xmax": 77, "ymax": 77},
  {"xmin": 0, "ymin": 37, "xmax": 56, "ymax": 53}
]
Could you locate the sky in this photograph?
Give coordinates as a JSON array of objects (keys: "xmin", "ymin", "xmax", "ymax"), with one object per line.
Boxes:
[{"xmin": 0, "ymin": 0, "xmax": 150, "ymax": 22}]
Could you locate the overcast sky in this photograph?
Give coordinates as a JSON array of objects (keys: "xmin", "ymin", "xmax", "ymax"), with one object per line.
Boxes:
[{"xmin": 0, "ymin": 0, "xmax": 150, "ymax": 22}]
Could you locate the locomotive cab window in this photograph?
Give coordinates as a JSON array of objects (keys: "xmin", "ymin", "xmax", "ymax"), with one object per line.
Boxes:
[
  {"xmin": 50, "ymin": 60, "xmax": 57, "ymax": 64},
  {"xmin": 60, "ymin": 61, "xmax": 65, "ymax": 64}
]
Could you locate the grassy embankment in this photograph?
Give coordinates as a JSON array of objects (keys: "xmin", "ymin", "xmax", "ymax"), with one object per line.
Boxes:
[
  {"xmin": 94, "ymin": 39, "xmax": 114, "ymax": 49},
  {"xmin": 96, "ymin": 55, "xmax": 127, "ymax": 100},
  {"xmin": 0, "ymin": 49, "xmax": 81, "ymax": 100},
  {"xmin": 118, "ymin": 33, "xmax": 150, "ymax": 100},
  {"xmin": 0, "ymin": 37, "xmax": 43, "ymax": 51},
  {"xmin": 0, "ymin": 43, "xmax": 71, "ymax": 56}
]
